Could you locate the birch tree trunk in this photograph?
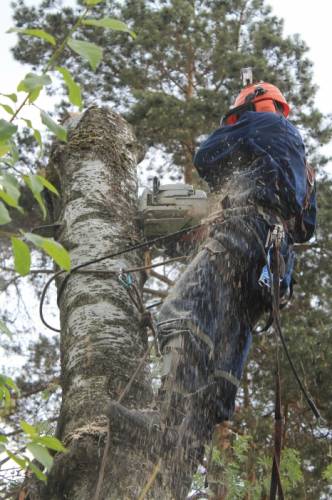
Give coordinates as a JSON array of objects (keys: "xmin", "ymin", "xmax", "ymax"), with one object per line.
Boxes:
[{"xmin": 37, "ymin": 107, "xmax": 163, "ymax": 500}]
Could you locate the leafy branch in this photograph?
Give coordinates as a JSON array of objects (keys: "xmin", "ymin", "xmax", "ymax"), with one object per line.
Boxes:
[{"xmin": 0, "ymin": 0, "xmax": 135, "ymax": 483}]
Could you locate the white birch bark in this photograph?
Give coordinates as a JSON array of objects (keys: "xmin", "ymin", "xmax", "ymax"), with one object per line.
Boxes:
[{"xmin": 40, "ymin": 107, "xmax": 160, "ymax": 499}]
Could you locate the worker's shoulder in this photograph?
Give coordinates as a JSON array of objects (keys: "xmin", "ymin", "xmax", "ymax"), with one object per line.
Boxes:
[{"xmin": 243, "ymin": 112, "xmax": 302, "ymax": 137}]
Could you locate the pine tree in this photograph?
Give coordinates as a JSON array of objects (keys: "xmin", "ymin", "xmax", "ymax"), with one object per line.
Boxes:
[
  {"xmin": 7, "ymin": 0, "xmax": 332, "ymax": 496},
  {"xmin": 11, "ymin": 0, "xmax": 332, "ymax": 179}
]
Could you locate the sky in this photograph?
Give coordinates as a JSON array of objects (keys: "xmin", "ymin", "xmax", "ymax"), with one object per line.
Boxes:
[
  {"xmin": 269, "ymin": 0, "xmax": 332, "ymax": 116},
  {"xmin": 0, "ymin": 0, "xmax": 331, "ymax": 150}
]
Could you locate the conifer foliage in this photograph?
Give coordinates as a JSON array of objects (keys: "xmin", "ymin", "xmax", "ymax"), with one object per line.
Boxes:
[
  {"xmin": 7, "ymin": 0, "xmax": 332, "ymax": 496},
  {"xmin": 12, "ymin": 0, "xmax": 331, "ymax": 178}
]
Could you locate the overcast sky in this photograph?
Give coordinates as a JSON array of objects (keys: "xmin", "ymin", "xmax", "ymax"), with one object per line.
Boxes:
[{"xmin": 0, "ymin": 0, "xmax": 331, "ymax": 153}]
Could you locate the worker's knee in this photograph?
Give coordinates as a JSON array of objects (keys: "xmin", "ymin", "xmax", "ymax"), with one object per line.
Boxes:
[{"xmin": 161, "ymin": 335, "xmax": 184, "ymax": 378}]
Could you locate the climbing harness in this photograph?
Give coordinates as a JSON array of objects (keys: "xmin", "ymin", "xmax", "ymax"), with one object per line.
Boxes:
[
  {"xmin": 241, "ymin": 219, "xmax": 320, "ymax": 420},
  {"xmin": 240, "ymin": 220, "xmax": 320, "ymax": 499},
  {"xmin": 39, "ymin": 222, "xmax": 202, "ymax": 333}
]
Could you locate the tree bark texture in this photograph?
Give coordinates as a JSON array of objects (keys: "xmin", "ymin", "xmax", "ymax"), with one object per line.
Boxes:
[{"xmin": 37, "ymin": 107, "xmax": 163, "ymax": 500}]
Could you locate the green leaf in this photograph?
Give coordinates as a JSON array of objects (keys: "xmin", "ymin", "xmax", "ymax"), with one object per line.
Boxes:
[
  {"xmin": 17, "ymin": 73, "xmax": 52, "ymax": 101},
  {"xmin": 0, "ymin": 93, "xmax": 17, "ymax": 103},
  {"xmin": 17, "ymin": 73, "xmax": 52, "ymax": 93},
  {"xmin": 0, "ymin": 190, "xmax": 18, "ymax": 208},
  {"xmin": 56, "ymin": 66, "xmax": 82, "ymax": 108},
  {"xmin": 0, "ymin": 435, "xmax": 8, "ymax": 443},
  {"xmin": 30, "ymin": 88, "xmax": 42, "ymax": 103},
  {"xmin": 42, "ymin": 239, "xmax": 71, "ymax": 271},
  {"xmin": 24, "ymin": 232, "xmax": 44, "ymax": 247},
  {"xmin": 25, "ymin": 233, "xmax": 71, "ymax": 271},
  {"xmin": 29, "ymin": 462, "xmax": 48, "ymax": 482},
  {"xmin": 28, "ymin": 461, "xmax": 48, "ymax": 482},
  {"xmin": 0, "ymin": 173, "xmax": 21, "ymax": 203},
  {"xmin": 0, "ymin": 119, "xmax": 17, "ymax": 142},
  {"xmin": 36, "ymin": 175, "xmax": 59, "ymax": 196},
  {"xmin": 40, "ymin": 111, "xmax": 67, "ymax": 142},
  {"xmin": 33, "ymin": 129, "xmax": 43, "ymax": 150},
  {"xmin": 23, "ymin": 174, "xmax": 47, "ymax": 219},
  {"xmin": 41, "ymin": 389, "xmax": 50, "ymax": 400},
  {"xmin": 22, "ymin": 118, "xmax": 32, "ymax": 129},
  {"xmin": 6, "ymin": 450, "xmax": 27, "ymax": 469},
  {"xmin": 1, "ymin": 385, "xmax": 11, "ymax": 408},
  {"xmin": 20, "ymin": 420, "xmax": 38, "ymax": 437},
  {"xmin": 9, "ymin": 141, "xmax": 19, "ymax": 164},
  {"xmin": 0, "ymin": 144, "xmax": 10, "ymax": 157},
  {"xmin": 83, "ymin": 17, "xmax": 136, "ymax": 38},
  {"xmin": 0, "ymin": 320, "xmax": 12, "ymax": 338},
  {"xmin": 67, "ymin": 38, "xmax": 103, "ymax": 71},
  {"xmin": 36, "ymin": 193, "xmax": 47, "ymax": 218},
  {"xmin": 37, "ymin": 436, "xmax": 67, "ymax": 453},
  {"xmin": 7, "ymin": 28, "xmax": 56, "ymax": 46},
  {"xmin": 323, "ymin": 463, "xmax": 332, "ymax": 482},
  {"xmin": 11, "ymin": 238, "xmax": 31, "ymax": 276},
  {"xmin": 1, "ymin": 375, "xmax": 19, "ymax": 394},
  {"xmin": 23, "ymin": 174, "xmax": 43, "ymax": 194},
  {"xmin": 27, "ymin": 443, "xmax": 53, "ymax": 471},
  {"xmin": 0, "ymin": 201, "xmax": 11, "ymax": 225},
  {"xmin": 84, "ymin": 0, "xmax": 105, "ymax": 5},
  {"xmin": 0, "ymin": 103, "xmax": 14, "ymax": 115}
]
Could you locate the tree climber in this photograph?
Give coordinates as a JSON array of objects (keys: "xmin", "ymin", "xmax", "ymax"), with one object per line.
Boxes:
[{"xmin": 157, "ymin": 81, "xmax": 316, "ymax": 488}]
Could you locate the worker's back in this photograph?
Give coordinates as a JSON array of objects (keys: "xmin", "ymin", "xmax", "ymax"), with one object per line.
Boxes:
[{"xmin": 194, "ymin": 111, "xmax": 316, "ymax": 241}]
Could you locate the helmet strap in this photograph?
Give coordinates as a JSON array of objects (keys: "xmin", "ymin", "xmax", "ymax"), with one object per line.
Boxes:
[{"xmin": 221, "ymin": 102, "xmax": 255, "ymax": 126}]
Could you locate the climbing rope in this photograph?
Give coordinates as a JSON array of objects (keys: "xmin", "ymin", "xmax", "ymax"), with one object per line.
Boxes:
[
  {"xmin": 239, "ymin": 220, "xmax": 320, "ymax": 500},
  {"xmin": 39, "ymin": 206, "xmax": 259, "ymax": 332},
  {"xmin": 270, "ymin": 233, "xmax": 284, "ymax": 500},
  {"xmin": 39, "ymin": 224, "xmax": 199, "ymax": 332},
  {"xmin": 240, "ymin": 219, "xmax": 320, "ymax": 420}
]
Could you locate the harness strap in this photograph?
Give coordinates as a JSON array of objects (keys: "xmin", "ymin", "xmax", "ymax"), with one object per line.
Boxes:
[
  {"xmin": 303, "ymin": 162, "xmax": 315, "ymax": 210},
  {"xmin": 214, "ymin": 369, "xmax": 240, "ymax": 388}
]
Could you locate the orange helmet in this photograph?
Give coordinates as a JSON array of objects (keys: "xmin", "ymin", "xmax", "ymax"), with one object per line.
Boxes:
[
  {"xmin": 234, "ymin": 82, "xmax": 290, "ymax": 116},
  {"xmin": 222, "ymin": 82, "xmax": 290, "ymax": 125}
]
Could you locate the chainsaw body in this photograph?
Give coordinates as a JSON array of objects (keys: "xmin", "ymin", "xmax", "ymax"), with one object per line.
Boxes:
[{"xmin": 138, "ymin": 177, "xmax": 208, "ymax": 238}]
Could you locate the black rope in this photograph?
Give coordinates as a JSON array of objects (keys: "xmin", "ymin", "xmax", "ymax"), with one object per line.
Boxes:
[
  {"xmin": 39, "ymin": 222, "xmax": 203, "ymax": 332},
  {"xmin": 39, "ymin": 206, "xmax": 258, "ymax": 332},
  {"xmin": 239, "ymin": 219, "xmax": 321, "ymax": 420},
  {"xmin": 270, "ymin": 240, "xmax": 284, "ymax": 500}
]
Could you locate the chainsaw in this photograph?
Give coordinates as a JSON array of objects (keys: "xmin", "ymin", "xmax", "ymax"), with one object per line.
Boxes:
[{"xmin": 138, "ymin": 176, "xmax": 208, "ymax": 239}]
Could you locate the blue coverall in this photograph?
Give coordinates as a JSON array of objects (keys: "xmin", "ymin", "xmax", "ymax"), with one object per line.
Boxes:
[{"xmin": 157, "ymin": 111, "xmax": 316, "ymax": 453}]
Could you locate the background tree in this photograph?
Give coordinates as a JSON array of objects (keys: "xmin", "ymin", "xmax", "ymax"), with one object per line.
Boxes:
[{"xmin": 12, "ymin": 0, "xmax": 332, "ymax": 179}]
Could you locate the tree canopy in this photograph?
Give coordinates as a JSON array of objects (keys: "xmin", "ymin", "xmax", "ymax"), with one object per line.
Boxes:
[{"xmin": 12, "ymin": 0, "xmax": 332, "ymax": 180}]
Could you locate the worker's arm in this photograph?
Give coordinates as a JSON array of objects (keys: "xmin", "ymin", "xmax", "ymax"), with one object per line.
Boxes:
[{"xmin": 193, "ymin": 118, "xmax": 252, "ymax": 188}]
